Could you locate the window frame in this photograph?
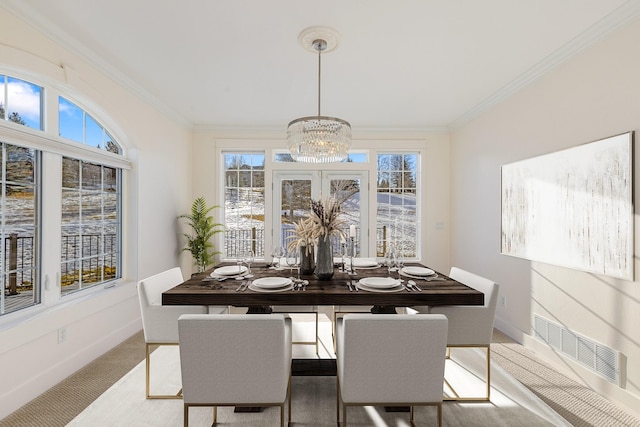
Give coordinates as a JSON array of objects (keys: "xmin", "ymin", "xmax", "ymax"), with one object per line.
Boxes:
[
  {"xmin": 220, "ymin": 147, "xmax": 422, "ymax": 263},
  {"xmin": 0, "ymin": 70, "xmax": 129, "ymax": 319}
]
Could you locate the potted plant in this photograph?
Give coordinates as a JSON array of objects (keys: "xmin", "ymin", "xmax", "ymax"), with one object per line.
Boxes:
[{"xmin": 179, "ymin": 197, "xmax": 224, "ymax": 273}]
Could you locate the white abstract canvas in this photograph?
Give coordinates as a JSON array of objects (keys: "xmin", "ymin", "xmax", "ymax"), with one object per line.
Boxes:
[{"xmin": 501, "ymin": 132, "xmax": 633, "ymax": 280}]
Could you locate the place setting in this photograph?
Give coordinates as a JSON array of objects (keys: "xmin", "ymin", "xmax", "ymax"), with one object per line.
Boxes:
[
  {"xmin": 205, "ymin": 265, "xmax": 248, "ymax": 281},
  {"xmin": 399, "ymin": 266, "xmax": 444, "ymax": 281},
  {"xmin": 347, "ymin": 257, "xmax": 382, "ymax": 270},
  {"xmin": 246, "ymin": 277, "xmax": 294, "ymax": 293},
  {"xmin": 355, "ymin": 277, "xmax": 405, "ymax": 293}
]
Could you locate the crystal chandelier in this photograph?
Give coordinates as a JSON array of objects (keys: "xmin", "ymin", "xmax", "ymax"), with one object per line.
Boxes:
[{"xmin": 287, "ymin": 30, "xmax": 351, "ymax": 163}]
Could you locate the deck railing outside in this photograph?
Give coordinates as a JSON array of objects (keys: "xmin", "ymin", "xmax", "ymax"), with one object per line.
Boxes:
[
  {"xmin": 224, "ymin": 225, "xmax": 409, "ymax": 259},
  {"xmin": 3, "ymin": 234, "xmax": 118, "ymax": 294}
]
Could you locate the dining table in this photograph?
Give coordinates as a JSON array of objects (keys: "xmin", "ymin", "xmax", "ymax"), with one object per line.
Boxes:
[{"xmin": 162, "ymin": 261, "xmax": 484, "ymax": 313}]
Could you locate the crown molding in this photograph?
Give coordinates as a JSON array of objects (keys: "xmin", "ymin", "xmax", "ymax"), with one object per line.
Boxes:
[
  {"xmin": 449, "ymin": 0, "xmax": 640, "ymax": 130},
  {"xmin": 2, "ymin": 1, "xmax": 192, "ymax": 129}
]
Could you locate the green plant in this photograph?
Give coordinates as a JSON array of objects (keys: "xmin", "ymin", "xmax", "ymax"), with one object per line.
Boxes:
[{"xmin": 179, "ymin": 197, "xmax": 224, "ymax": 272}]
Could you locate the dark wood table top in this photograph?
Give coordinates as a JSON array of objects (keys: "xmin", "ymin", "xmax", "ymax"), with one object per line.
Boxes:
[{"xmin": 162, "ymin": 262, "xmax": 484, "ymax": 309}]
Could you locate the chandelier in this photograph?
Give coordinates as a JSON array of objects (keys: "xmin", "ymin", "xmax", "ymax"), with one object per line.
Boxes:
[{"xmin": 287, "ymin": 28, "xmax": 351, "ymax": 163}]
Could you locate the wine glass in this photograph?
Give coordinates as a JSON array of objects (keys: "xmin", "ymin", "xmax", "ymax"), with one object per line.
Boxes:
[
  {"xmin": 243, "ymin": 250, "xmax": 255, "ymax": 278},
  {"xmin": 395, "ymin": 246, "xmax": 404, "ymax": 278},
  {"xmin": 385, "ymin": 245, "xmax": 397, "ymax": 275},
  {"xmin": 235, "ymin": 252, "xmax": 245, "ymax": 276},
  {"xmin": 340, "ymin": 240, "xmax": 349, "ymax": 272},
  {"xmin": 270, "ymin": 245, "xmax": 278, "ymax": 268},
  {"xmin": 275, "ymin": 246, "xmax": 286, "ymax": 270},
  {"xmin": 285, "ymin": 249, "xmax": 299, "ymax": 279}
]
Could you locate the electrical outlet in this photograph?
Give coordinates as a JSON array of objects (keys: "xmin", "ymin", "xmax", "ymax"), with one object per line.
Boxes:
[
  {"xmin": 500, "ymin": 296, "xmax": 507, "ymax": 309},
  {"xmin": 58, "ymin": 327, "xmax": 67, "ymax": 344}
]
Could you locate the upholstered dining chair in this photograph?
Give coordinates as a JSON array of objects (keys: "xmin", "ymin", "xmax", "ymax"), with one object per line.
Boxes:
[
  {"xmin": 336, "ymin": 314, "xmax": 448, "ymax": 427},
  {"xmin": 272, "ymin": 305, "xmax": 319, "ymax": 354},
  {"xmin": 412, "ymin": 266, "xmax": 500, "ymax": 402},
  {"xmin": 137, "ymin": 267, "xmax": 227, "ymax": 399},
  {"xmin": 331, "ymin": 305, "xmax": 372, "ymax": 351},
  {"xmin": 178, "ymin": 314, "xmax": 292, "ymax": 427}
]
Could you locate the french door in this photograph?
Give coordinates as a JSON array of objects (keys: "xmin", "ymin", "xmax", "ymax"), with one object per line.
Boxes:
[{"xmin": 272, "ymin": 170, "xmax": 370, "ymax": 256}]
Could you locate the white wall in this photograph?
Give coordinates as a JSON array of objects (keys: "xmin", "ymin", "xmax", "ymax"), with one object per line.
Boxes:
[
  {"xmin": 0, "ymin": 8, "xmax": 193, "ymax": 419},
  {"xmin": 450, "ymin": 15, "xmax": 640, "ymax": 417}
]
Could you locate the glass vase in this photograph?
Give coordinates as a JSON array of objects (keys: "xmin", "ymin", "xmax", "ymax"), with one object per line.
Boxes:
[
  {"xmin": 300, "ymin": 244, "xmax": 315, "ymax": 275},
  {"xmin": 314, "ymin": 234, "xmax": 334, "ymax": 280}
]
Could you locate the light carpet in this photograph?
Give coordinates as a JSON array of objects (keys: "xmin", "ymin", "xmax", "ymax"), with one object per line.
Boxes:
[{"xmin": 68, "ymin": 317, "xmax": 571, "ymax": 426}]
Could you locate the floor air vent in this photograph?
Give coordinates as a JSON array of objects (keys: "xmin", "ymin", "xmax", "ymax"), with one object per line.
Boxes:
[{"xmin": 533, "ymin": 315, "xmax": 620, "ymax": 385}]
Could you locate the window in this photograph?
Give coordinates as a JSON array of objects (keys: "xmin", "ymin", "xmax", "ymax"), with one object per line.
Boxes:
[
  {"xmin": 223, "ymin": 153, "xmax": 265, "ymax": 258},
  {"xmin": 222, "ymin": 149, "xmax": 421, "ymax": 261},
  {"xmin": 0, "ymin": 75, "xmax": 43, "ymax": 130},
  {"xmin": 59, "ymin": 97, "xmax": 122, "ymax": 154},
  {"xmin": 61, "ymin": 158, "xmax": 121, "ymax": 295},
  {"xmin": 0, "ymin": 73, "xmax": 125, "ymax": 316},
  {"xmin": 0, "ymin": 142, "xmax": 40, "ymax": 315},
  {"xmin": 376, "ymin": 153, "xmax": 418, "ymax": 258}
]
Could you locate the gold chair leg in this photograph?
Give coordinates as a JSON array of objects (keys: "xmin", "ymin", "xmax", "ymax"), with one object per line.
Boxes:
[
  {"xmin": 213, "ymin": 406, "xmax": 217, "ymax": 424},
  {"xmin": 342, "ymin": 404, "xmax": 347, "ymax": 427},
  {"xmin": 486, "ymin": 346, "xmax": 491, "ymax": 401},
  {"xmin": 183, "ymin": 404, "xmax": 188, "ymax": 427},
  {"xmin": 336, "ymin": 378, "xmax": 340, "ymax": 423},
  {"xmin": 443, "ymin": 345, "xmax": 491, "ymax": 402},
  {"xmin": 280, "ymin": 403, "xmax": 284, "ymax": 427},
  {"xmin": 288, "ymin": 375, "xmax": 292, "ymax": 424},
  {"xmin": 146, "ymin": 343, "xmax": 183, "ymax": 399},
  {"xmin": 145, "ymin": 343, "xmax": 151, "ymax": 398},
  {"xmin": 315, "ymin": 311, "xmax": 319, "ymax": 354}
]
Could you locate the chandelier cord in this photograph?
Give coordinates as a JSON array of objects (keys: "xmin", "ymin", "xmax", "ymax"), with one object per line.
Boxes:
[
  {"xmin": 315, "ymin": 39, "xmax": 326, "ymax": 118},
  {"xmin": 317, "ymin": 44, "xmax": 321, "ymax": 118}
]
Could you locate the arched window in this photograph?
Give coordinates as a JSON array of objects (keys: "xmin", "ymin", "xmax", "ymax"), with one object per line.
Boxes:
[{"xmin": 0, "ymin": 72, "xmax": 126, "ymax": 316}]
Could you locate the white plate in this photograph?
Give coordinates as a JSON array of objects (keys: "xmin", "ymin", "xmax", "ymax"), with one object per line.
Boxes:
[
  {"xmin": 251, "ymin": 277, "xmax": 292, "ymax": 289},
  {"xmin": 351, "ymin": 258, "xmax": 379, "ymax": 268},
  {"xmin": 248, "ymin": 283, "xmax": 294, "ymax": 293},
  {"xmin": 359, "ymin": 277, "xmax": 402, "ymax": 289},
  {"xmin": 401, "ymin": 267, "xmax": 435, "ymax": 277},
  {"xmin": 213, "ymin": 265, "xmax": 248, "ymax": 276},
  {"xmin": 356, "ymin": 283, "xmax": 405, "ymax": 293}
]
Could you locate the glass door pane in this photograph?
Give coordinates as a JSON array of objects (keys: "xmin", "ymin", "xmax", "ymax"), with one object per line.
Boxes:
[
  {"xmin": 323, "ymin": 172, "xmax": 369, "ymax": 256},
  {"xmin": 272, "ymin": 172, "xmax": 320, "ymax": 256}
]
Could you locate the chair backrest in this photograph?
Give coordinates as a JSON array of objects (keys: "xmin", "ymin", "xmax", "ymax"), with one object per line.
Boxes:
[
  {"xmin": 137, "ymin": 267, "xmax": 184, "ymax": 309},
  {"xmin": 178, "ymin": 314, "xmax": 292, "ymax": 405},
  {"xmin": 137, "ymin": 267, "xmax": 207, "ymax": 343},
  {"xmin": 337, "ymin": 314, "xmax": 448, "ymax": 404},
  {"xmin": 429, "ymin": 266, "xmax": 500, "ymax": 345}
]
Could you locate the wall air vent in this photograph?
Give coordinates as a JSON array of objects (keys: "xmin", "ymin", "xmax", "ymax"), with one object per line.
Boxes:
[{"xmin": 533, "ymin": 315, "xmax": 621, "ymax": 385}]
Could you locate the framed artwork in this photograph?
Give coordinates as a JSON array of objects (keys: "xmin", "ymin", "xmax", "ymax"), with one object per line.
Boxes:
[{"xmin": 501, "ymin": 132, "xmax": 633, "ymax": 280}]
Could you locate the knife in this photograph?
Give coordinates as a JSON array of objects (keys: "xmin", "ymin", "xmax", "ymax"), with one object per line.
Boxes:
[{"xmin": 352, "ymin": 279, "xmax": 359, "ymax": 292}]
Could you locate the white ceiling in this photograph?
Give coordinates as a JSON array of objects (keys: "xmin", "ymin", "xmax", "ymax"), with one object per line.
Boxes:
[{"xmin": 3, "ymin": 0, "xmax": 639, "ymax": 133}]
